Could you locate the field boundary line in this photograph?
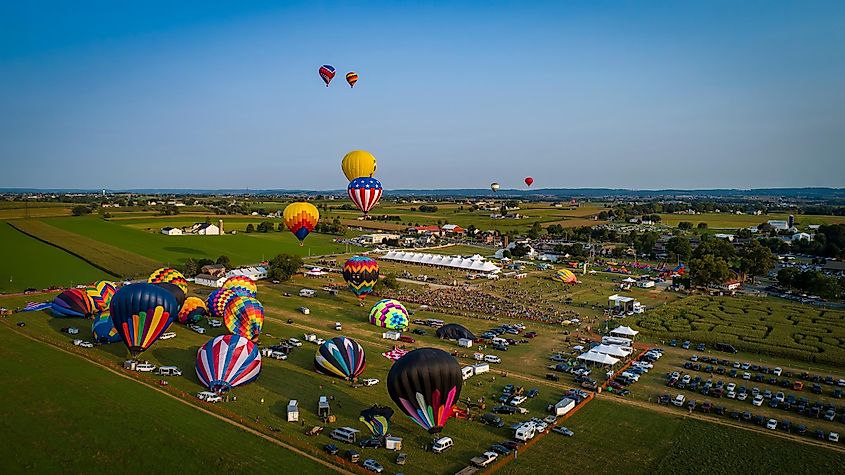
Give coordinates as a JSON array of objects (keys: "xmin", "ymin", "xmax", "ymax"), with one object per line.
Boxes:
[
  {"xmin": 2, "ymin": 323, "xmax": 356, "ymax": 474},
  {"xmin": 6, "ymin": 221, "xmax": 121, "ymax": 278}
]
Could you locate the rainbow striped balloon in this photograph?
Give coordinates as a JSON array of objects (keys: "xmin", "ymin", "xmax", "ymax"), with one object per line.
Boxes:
[
  {"xmin": 223, "ymin": 296, "xmax": 264, "ymax": 341},
  {"xmin": 86, "ymin": 280, "xmax": 116, "ymax": 312},
  {"xmin": 369, "ymin": 299, "xmax": 409, "ymax": 330},
  {"xmin": 342, "ymin": 256, "xmax": 379, "ymax": 299},
  {"xmin": 91, "ymin": 310, "xmax": 122, "ymax": 344},
  {"xmin": 110, "ymin": 283, "xmax": 178, "ymax": 355},
  {"xmin": 221, "ymin": 275, "xmax": 257, "ymax": 298}
]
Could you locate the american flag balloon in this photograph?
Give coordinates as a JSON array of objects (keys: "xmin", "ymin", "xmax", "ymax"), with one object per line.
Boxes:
[{"xmin": 347, "ymin": 177, "xmax": 383, "ymax": 215}]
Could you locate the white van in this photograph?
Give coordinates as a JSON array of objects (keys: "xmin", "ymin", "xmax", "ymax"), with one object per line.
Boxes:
[
  {"xmin": 159, "ymin": 332, "xmax": 176, "ymax": 340},
  {"xmin": 484, "ymin": 355, "xmax": 501, "ymax": 364},
  {"xmin": 135, "ymin": 362, "xmax": 156, "ymax": 372},
  {"xmin": 197, "ymin": 391, "xmax": 222, "ymax": 403},
  {"xmin": 157, "ymin": 366, "xmax": 182, "ymax": 376},
  {"xmin": 491, "ymin": 337, "xmax": 508, "ymax": 347},
  {"xmin": 299, "ymin": 289, "xmax": 317, "ymax": 298},
  {"xmin": 329, "ymin": 427, "xmax": 360, "ymax": 444},
  {"xmin": 432, "ymin": 437, "xmax": 453, "ymax": 454},
  {"xmin": 514, "ymin": 422, "xmax": 536, "ymax": 442}
]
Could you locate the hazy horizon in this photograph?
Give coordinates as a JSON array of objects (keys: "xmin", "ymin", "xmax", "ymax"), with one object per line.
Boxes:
[{"xmin": 2, "ymin": 1, "xmax": 844, "ymax": 189}]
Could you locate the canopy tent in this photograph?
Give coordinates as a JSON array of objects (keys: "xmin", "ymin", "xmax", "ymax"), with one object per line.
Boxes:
[
  {"xmin": 610, "ymin": 325, "xmax": 639, "ymax": 337},
  {"xmin": 591, "ymin": 344, "xmax": 631, "ymax": 358},
  {"xmin": 577, "ymin": 350, "xmax": 620, "ymax": 366},
  {"xmin": 382, "ymin": 251, "xmax": 501, "ymax": 273},
  {"xmin": 622, "ymin": 277, "xmax": 637, "ymax": 283}
]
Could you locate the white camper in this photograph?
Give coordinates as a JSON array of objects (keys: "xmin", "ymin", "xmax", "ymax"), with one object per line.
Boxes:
[{"xmin": 287, "ymin": 400, "xmax": 299, "ymax": 422}]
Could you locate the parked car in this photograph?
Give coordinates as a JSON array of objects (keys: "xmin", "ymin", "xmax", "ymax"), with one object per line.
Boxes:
[
  {"xmin": 480, "ymin": 413, "xmax": 504, "ymax": 428},
  {"xmin": 552, "ymin": 426, "xmax": 574, "ymax": 437},
  {"xmin": 324, "ymin": 444, "xmax": 339, "ymax": 455}
]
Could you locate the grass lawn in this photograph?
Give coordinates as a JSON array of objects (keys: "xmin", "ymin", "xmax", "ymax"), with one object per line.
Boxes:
[
  {"xmin": 0, "ymin": 325, "xmax": 325, "ymax": 474},
  {"xmin": 658, "ymin": 213, "xmax": 845, "ymax": 230},
  {"xmin": 0, "ymin": 222, "xmax": 105, "ymax": 293}
]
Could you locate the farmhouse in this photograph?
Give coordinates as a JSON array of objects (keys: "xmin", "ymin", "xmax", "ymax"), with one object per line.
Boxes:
[
  {"xmin": 195, "ymin": 274, "xmax": 226, "ymax": 288},
  {"xmin": 190, "ymin": 223, "xmax": 220, "ymax": 235},
  {"xmin": 161, "ymin": 227, "xmax": 182, "ymax": 236},
  {"xmin": 441, "ymin": 224, "xmax": 465, "ymax": 235}
]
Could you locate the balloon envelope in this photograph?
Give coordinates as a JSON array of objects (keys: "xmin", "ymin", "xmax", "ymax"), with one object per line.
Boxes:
[
  {"xmin": 435, "ymin": 323, "xmax": 476, "ymax": 341},
  {"xmin": 86, "ymin": 281, "xmax": 116, "ymax": 312},
  {"xmin": 314, "ymin": 336, "xmax": 366, "ymax": 381},
  {"xmin": 552, "ymin": 269, "xmax": 577, "ymax": 284},
  {"xmin": 207, "ymin": 288, "xmax": 238, "ymax": 319},
  {"xmin": 110, "ymin": 283, "xmax": 179, "ymax": 355},
  {"xmin": 148, "ymin": 268, "xmax": 188, "ymax": 294},
  {"xmin": 369, "ymin": 299, "xmax": 409, "ymax": 330},
  {"xmin": 52, "ymin": 288, "xmax": 94, "ymax": 318},
  {"xmin": 319, "ymin": 64, "xmax": 336, "ymax": 86},
  {"xmin": 490, "ymin": 182, "xmax": 500, "ymax": 192},
  {"xmin": 525, "ymin": 177, "xmax": 534, "ymax": 187},
  {"xmin": 347, "ymin": 177, "xmax": 383, "ymax": 215},
  {"xmin": 387, "ymin": 348, "xmax": 463, "ymax": 434},
  {"xmin": 196, "ymin": 334, "xmax": 262, "ymax": 391},
  {"xmin": 223, "ymin": 296, "xmax": 264, "ymax": 341},
  {"xmin": 283, "ymin": 202, "xmax": 319, "ymax": 243},
  {"xmin": 178, "ymin": 296, "xmax": 208, "ymax": 324},
  {"xmin": 221, "ymin": 275, "xmax": 257, "ymax": 298},
  {"xmin": 346, "ymin": 71, "xmax": 358, "ymax": 88},
  {"xmin": 343, "ymin": 256, "xmax": 379, "ymax": 299},
  {"xmin": 153, "ymin": 282, "xmax": 186, "ymax": 308},
  {"xmin": 92, "ymin": 310, "xmax": 122, "ymax": 344},
  {"xmin": 341, "ymin": 150, "xmax": 377, "ymax": 181},
  {"xmin": 359, "ymin": 405, "xmax": 394, "ymax": 436}
]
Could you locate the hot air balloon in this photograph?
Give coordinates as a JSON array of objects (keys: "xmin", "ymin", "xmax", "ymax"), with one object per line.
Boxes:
[
  {"xmin": 223, "ymin": 296, "xmax": 264, "ymax": 341},
  {"xmin": 524, "ymin": 177, "xmax": 534, "ymax": 187},
  {"xmin": 359, "ymin": 405, "xmax": 394, "ymax": 436},
  {"xmin": 109, "ymin": 283, "xmax": 179, "ymax": 355},
  {"xmin": 283, "ymin": 202, "xmax": 319, "ymax": 245},
  {"xmin": 196, "ymin": 334, "xmax": 262, "ymax": 391},
  {"xmin": 51, "ymin": 288, "xmax": 95, "ymax": 318},
  {"xmin": 387, "ymin": 348, "xmax": 463, "ymax": 434},
  {"xmin": 435, "ymin": 323, "xmax": 476, "ymax": 341},
  {"xmin": 148, "ymin": 267, "xmax": 188, "ymax": 294},
  {"xmin": 342, "ymin": 256, "xmax": 379, "ymax": 299},
  {"xmin": 369, "ymin": 299, "xmax": 409, "ymax": 330},
  {"xmin": 347, "ymin": 177, "xmax": 383, "ymax": 215},
  {"xmin": 153, "ymin": 282, "xmax": 186, "ymax": 308},
  {"xmin": 552, "ymin": 269, "xmax": 577, "ymax": 284},
  {"xmin": 346, "ymin": 71, "xmax": 358, "ymax": 88},
  {"xmin": 319, "ymin": 64, "xmax": 336, "ymax": 86},
  {"xmin": 221, "ymin": 275, "xmax": 257, "ymax": 298},
  {"xmin": 178, "ymin": 296, "xmax": 208, "ymax": 324},
  {"xmin": 207, "ymin": 288, "xmax": 238, "ymax": 319},
  {"xmin": 314, "ymin": 336, "xmax": 366, "ymax": 381},
  {"xmin": 490, "ymin": 182, "xmax": 500, "ymax": 193},
  {"xmin": 86, "ymin": 280, "xmax": 116, "ymax": 312},
  {"xmin": 92, "ymin": 310, "xmax": 122, "ymax": 344},
  {"xmin": 341, "ymin": 150, "xmax": 377, "ymax": 181}
]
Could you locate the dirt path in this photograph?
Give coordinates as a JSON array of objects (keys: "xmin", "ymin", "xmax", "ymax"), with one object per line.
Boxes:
[{"xmin": 3, "ymin": 323, "xmax": 354, "ymax": 474}]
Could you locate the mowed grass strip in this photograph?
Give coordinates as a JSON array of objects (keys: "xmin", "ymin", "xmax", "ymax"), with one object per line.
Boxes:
[
  {"xmin": 9, "ymin": 219, "xmax": 159, "ymax": 278},
  {"xmin": 0, "ymin": 326, "xmax": 326, "ymax": 474}
]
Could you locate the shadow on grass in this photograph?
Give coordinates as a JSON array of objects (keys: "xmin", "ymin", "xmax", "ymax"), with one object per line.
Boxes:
[{"xmin": 163, "ymin": 246, "xmax": 206, "ymax": 255}]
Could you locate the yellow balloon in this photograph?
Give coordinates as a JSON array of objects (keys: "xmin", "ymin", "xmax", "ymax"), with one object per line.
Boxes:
[
  {"xmin": 283, "ymin": 202, "xmax": 320, "ymax": 244},
  {"xmin": 342, "ymin": 150, "xmax": 377, "ymax": 181}
]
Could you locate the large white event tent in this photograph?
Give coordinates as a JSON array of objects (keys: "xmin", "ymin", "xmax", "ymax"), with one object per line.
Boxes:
[
  {"xmin": 577, "ymin": 350, "xmax": 620, "ymax": 366},
  {"xmin": 381, "ymin": 251, "xmax": 501, "ymax": 273},
  {"xmin": 610, "ymin": 325, "xmax": 639, "ymax": 338},
  {"xmin": 591, "ymin": 344, "xmax": 632, "ymax": 358}
]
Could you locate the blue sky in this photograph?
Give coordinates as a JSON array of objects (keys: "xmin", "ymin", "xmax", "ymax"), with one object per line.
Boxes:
[{"xmin": 1, "ymin": 1, "xmax": 843, "ymax": 190}]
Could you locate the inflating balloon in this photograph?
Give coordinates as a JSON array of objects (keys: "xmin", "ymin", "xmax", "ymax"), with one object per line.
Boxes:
[
  {"xmin": 369, "ymin": 299, "xmax": 409, "ymax": 330},
  {"xmin": 342, "ymin": 256, "xmax": 379, "ymax": 299},
  {"xmin": 223, "ymin": 296, "xmax": 264, "ymax": 341},
  {"xmin": 435, "ymin": 323, "xmax": 476, "ymax": 341},
  {"xmin": 86, "ymin": 281, "xmax": 116, "ymax": 312},
  {"xmin": 360, "ymin": 405, "xmax": 394, "ymax": 436},
  {"xmin": 347, "ymin": 177, "xmax": 383, "ymax": 215},
  {"xmin": 196, "ymin": 334, "xmax": 261, "ymax": 391},
  {"xmin": 110, "ymin": 283, "xmax": 179, "ymax": 355},
  {"xmin": 314, "ymin": 336, "xmax": 366, "ymax": 381},
  {"xmin": 283, "ymin": 202, "xmax": 319, "ymax": 245},
  {"xmin": 346, "ymin": 71, "xmax": 358, "ymax": 88},
  {"xmin": 387, "ymin": 348, "xmax": 463, "ymax": 434},
  {"xmin": 178, "ymin": 296, "xmax": 208, "ymax": 324},
  {"xmin": 221, "ymin": 275, "xmax": 257, "ymax": 298},
  {"xmin": 552, "ymin": 269, "xmax": 577, "ymax": 284},
  {"xmin": 153, "ymin": 282, "xmax": 186, "ymax": 308},
  {"xmin": 148, "ymin": 268, "xmax": 188, "ymax": 294},
  {"xmin": 207, "ymin": 288, "xmax": 238, "ymax": 319},
  {"xmin": 341, "ymin": 150, "xmax": 377, "ymax": 181},
  {"xmin": 52, "ymin": 288, "xmax": 95, "ymax": 318},
  {"xmin": 319, "ymin": 64, "xmax": 336, "ymax": 87},
  {"xmin": 92, "ymin": 310, "xmax": 122, "ymax": 344}
]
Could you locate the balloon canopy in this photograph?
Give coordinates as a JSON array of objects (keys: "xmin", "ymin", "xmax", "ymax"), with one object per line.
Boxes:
[
  {"xmin": 109, "ymin": 283, "xmax": 179, "ymax": 355},
  {"xmin": 346, "ymin": 71, "xmax": 358, "ymax": 88},
  {"xmin": 221, "ymin": 275, "xmax": 257, "ymax": 298},
  {"xmin": 207, "ymin": 288, "xmax": 238, "ymax": 319},
  {"xmin": 435, "ymin": 323, "xmax": 476, "ymax": 341},
  {"xmin": 178, "ymin": 296, "xmax": 208, "ymax": 324},
  {"xmin": 369, "ymin": 299, "xmax": 409, "ymax": 330},
  {"xmin": 524, "ymin": 177, "xmax": 534, "ymax": 187},
  {"xmin": 319, "ymin": 64, "xmax": 336, "ymax": 86},
  {"xmin": 342, "ymin": 256, "xmax": 379, "ymax": 299},
  {"xmin": 387, "ymin": 348, "xmax": 463, "ymax": 434},
  {"xmin": 86, "ymin": 280, "xmax": 116, "ymax": 312},
  {"xmin": 359, "ymin": 405, "xmax": 394, "ymax": 436},
  {"xmin": 148, "ymin": 268, "xmax": 188, "ymax": 294},
  {"xmin": 196, "ymin": 334, "xmax": 262, "ymax": 392},
  {"xmin": 314, "ymin": 336, "xmax": 366, "ymax": 381},
  {"xmin": 552, "ymin": 269, "xmax": 577, "ymax": 284},
  {"xmin": 283, "ymin": 202, "xmax": 319, "ymax": 244},
  {"xmin": 341, "ymin": 150, "xmax": 377, "ymax": 181},
  {"xmin": 91, "ymin": 310, "xmax": 122, "ymax": 344},
  {"xmin": 152, "ymin": 282, "xmax": 186, "ymax": 308},
  {"xmin": 490, "ymin": 182, "xmax": 500, "ymax": 192},
  {"xmin": 347, "ymin": 177, "xmax": 383, "ymax": 215},
  {"xmin": 52, "ymin": 288, "xmax": 95, "ymax": 318},
  {"xmin": 223, "ymin": 296, "xmax": 264, "ymax": 341}
]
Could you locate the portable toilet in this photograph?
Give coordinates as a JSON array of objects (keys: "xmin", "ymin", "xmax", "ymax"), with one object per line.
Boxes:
[
  {"xmin": 287, "ymin": 400, "xmax": 299, "ymax": 422},
  {"xmin": 385, "ymin": 436, "xmax": 403, "ymax": 451},
  {"xmin": 318, "ymin": 396, "xmax": 331, "ymax": 418},
  {"xmin": 458, "ymin": 338, "xmax": 473, "ymax": 348}
]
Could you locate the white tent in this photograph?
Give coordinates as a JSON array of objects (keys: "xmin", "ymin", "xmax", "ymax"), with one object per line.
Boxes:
[
  {"xmin": 610, "ymin": 325, "xmax": 639, "ymax": 337},
  {"xmin": 381, "ymin": 251, "xmax": 501, "ymax": 273},
  {"xmin": 577, "ymin": 351, "xmax": 620, "ymax": 366},
  {"xmin": 622, "ymin": 277, "xmax": 637, "ymax": 283},
  {"xmin": 591, "ymin": 344, "xmax": 631, "ymax": 358}
]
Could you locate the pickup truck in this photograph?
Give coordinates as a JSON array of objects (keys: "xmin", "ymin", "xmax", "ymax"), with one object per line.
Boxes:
[{"xmin": 470, "ymin": 451, "xmax": 498, "ymax": 468}]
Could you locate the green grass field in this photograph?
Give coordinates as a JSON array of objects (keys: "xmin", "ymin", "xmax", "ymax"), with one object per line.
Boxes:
[
  {"xmin": 0, "ymin": 222, "xmax": 105, "ymax": 292},
  {"xmin": 0, "ymin": 325, "xmax": 325, "ymax": 474},
  {"xmin": 658, "ymin": 213, "xmax": 845, "ymax": 230}
]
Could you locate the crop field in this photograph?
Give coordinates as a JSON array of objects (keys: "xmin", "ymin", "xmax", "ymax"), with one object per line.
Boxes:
[
  {"xmin": 0, "ymin": 222, "xmax": 104, "ymax": 292},
  {"xmin": 658, "ymin": 213, "xmax": 845, "ymax": 230},
  {"xmin": 0, "ymin": 206, "xmax": 72, "ymax": 219},
  {"xmin": 0, "ymin": 325, "xmax": 326, "ymax": 474},
  {"xmin": 626, "ymin": 295, "xmax": 845, "ymax": 366}
]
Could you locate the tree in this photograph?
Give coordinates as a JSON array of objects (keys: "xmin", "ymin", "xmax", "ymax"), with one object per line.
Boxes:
[
  {"xmin": 527, "ymin": 222, "xmax": 542, "ymax": 240},
  {"xmin": 502, "ymin": 249, "xmax": 512, "ymax": 259},
  {"xmin": 777, "ymin": 267, "xmax": 800, "ymax": 288},
  {"xmin": 268, "ymin": 254, "xmax": 303, "ymax": 281},
  {"xmin": 736, "ymin": 228, "xmax": 753, "ymax": 239},
  {"xmin": 678, "ymin": 221, "xmax": 693, "ymax": 231},
  {"xmin": 245, "ymin": 223, "xmax": 255, "ymax": 233},
  {"xmin": 666, "ymin": 236, "xmax": 692, "ymax": 262},
  {"xmin": 216, "ymin": 255, "xmax": 231, "ymax": 268},
  {"xmin": 738, "ymin": 240, "xmax": 776, "ymax": 282},
  {"xmin": 197, "ymin": 258, "xmax": 214, "ymax": 268},
  {"xmin": 72, "ymin": 205, "xmax": 91, "ymax": 216},
  {"xmin": 697, "ymin": 222, "xmax": 708, "ymax": 230},
  {"xmin": 689, "ymin": 254, "xmax": 731, "ymax": 287},
  {"xmin": 511, "ymin": 243, "xmax": 531, "ymax": 258},
  {"xmin": 693, "ymin": 237, "xmax": 736, "ymax": 262},
  {"xmin": 374, "ymin": 272, "xmax": 399, "ymax": 291},
  {"xmin": 182, "ymin": 258, "xmax": 199, "ymax": 277}
]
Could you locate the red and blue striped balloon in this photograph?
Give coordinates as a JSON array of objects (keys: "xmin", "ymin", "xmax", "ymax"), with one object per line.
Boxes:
[
  {"xmin": 319, "ymin": 64, "xmax": 336, "ymax": 87},
  {"xmin": 347, "ymin": 177, "xmax": 383, "ymax": 215},
  {"xmin": 196, "ymin": 334, "xmax": 262, "ymax": 391}
]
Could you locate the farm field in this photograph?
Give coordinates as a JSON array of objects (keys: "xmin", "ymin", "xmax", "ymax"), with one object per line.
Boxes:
[
  {"xmin": 626, "ymin": 295, "xmax": 845, "ymax": 367},
  {"xmin": 658, "ymin": 213, "xmax": 845, "ymax": 230},
  {"xmin": 0, "ymin": 222, "xmax": 104, "ymax": 292},
  {"xmin": 0, "ymin": 325, "xmax": 326, "ymax": 474}
]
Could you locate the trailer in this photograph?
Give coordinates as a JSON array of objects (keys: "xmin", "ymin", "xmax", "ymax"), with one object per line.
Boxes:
[
  {"xmin": 458, "ymin": 338, "xmax": 473, "ymax": 348},
  {"xmin": 461, "ymin": 366, "xmax": 475, "ymax": 381},
  {"xmin": 551, "ymin": 397, "xmax": 576, "ymax": 417},
  {"xmin": 470, "ymin": 363, "xmax": 490, "ymax": 375},
  {"xmin": 382, "ymin": 331, "xmax": 401, "ymax": 341},
  {"xmin": 287, "ymin": 400, "xmax": 299, "ymax": 422}
]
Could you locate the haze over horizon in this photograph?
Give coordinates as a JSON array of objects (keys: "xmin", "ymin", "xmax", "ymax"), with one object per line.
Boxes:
[{"xmin": 2, "ymin": 1, "xmax": 844, "ymax": 190}]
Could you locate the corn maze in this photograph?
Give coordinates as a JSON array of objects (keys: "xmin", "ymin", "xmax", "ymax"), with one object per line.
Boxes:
[{"xmin": 628, "ymin": 296, "xmax": 845, "ymax": 366}]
